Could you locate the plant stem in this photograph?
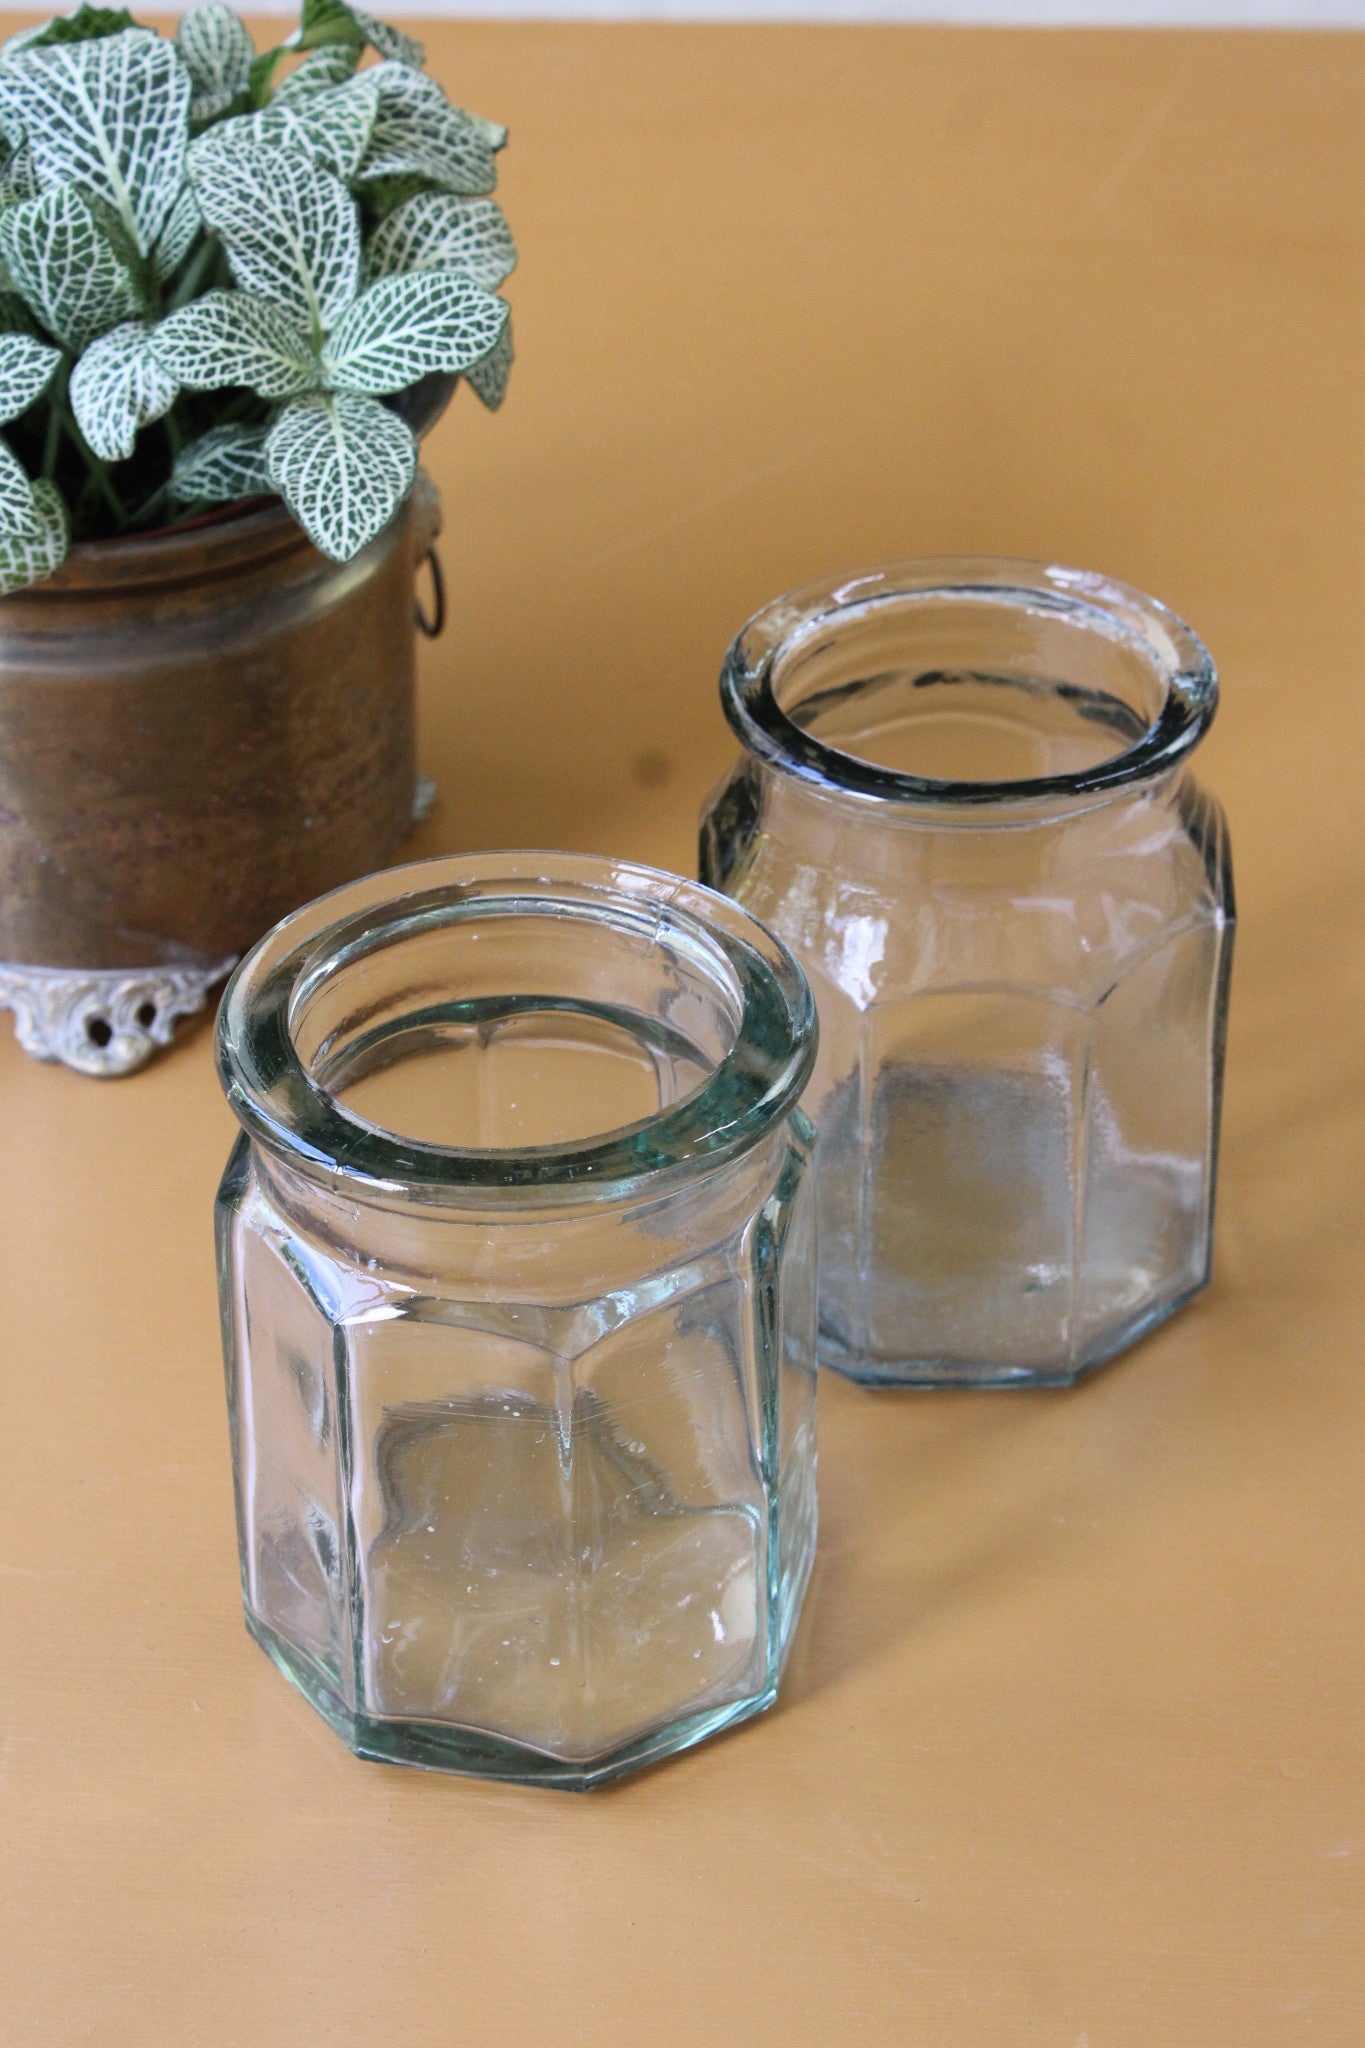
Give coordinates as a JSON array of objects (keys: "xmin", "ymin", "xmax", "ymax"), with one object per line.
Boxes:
[
  {"xmin": 168, "ymin": 235, "xmax": 221, "ymax": 313},
  {"xmin": 126, "ymin": 478, "xmax": 173, "ymax": 531},
  {"xmin": 55, "ymin": 389, "xmax": 128, "ymax": 531},
  {"xmin": 83, "ymin": 447, "xmax": 127, "ymax": 528},
  {"xmin": 41, "ymin": 358, "xmax": 69, "ymax": 481}
]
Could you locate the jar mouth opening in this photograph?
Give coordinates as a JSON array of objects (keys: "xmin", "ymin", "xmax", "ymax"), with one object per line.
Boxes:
[
  {"xmin": 217, "ymin": 853, "xmax": 816, "ymax": 1205},
  {"xmin": 721, "ymin": 559, "xmax": 1217, "ymax": 813}
]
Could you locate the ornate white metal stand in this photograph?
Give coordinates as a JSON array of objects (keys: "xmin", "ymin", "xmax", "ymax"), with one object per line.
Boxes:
[{"xmin": 0, "ymin": 957, "xmax": 238, "ymax": 1077}]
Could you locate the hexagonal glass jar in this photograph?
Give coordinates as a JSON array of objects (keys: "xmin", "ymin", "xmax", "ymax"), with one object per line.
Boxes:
[
  {"xmin": 215, "ymin": 854, "xmax": 818, "ymax": 1787},
  {"xmin": 701, "ymin": 561, "xmax": 1235, "ymax": 1389}
]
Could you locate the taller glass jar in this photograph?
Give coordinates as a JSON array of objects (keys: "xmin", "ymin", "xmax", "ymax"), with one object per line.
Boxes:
[
  {"xmin": 215, "ymin": 854, "xmax": 818, "ymax": 1787},
  {"xmin": 702, "ymin": 560, "xmax": 1234, "ymax": 1389}
]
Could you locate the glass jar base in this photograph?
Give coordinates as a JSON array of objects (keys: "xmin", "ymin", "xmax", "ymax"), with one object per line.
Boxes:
[
  {"xmin": 245, "ymin": 1612, "xmax": 783, "ymax": 1791},
  {"xmin": 816, "ymin": 1274, "xmax": 1210, "ymax": 1390}
]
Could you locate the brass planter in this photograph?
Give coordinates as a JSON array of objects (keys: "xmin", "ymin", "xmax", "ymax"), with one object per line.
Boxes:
[{"xmin": 0, "ymin": 479, "xmax": 441, "ymax": 1076}]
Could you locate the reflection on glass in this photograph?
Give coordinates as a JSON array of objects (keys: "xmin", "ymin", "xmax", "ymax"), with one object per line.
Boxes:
[
  {"xmin": 703, "ymin": 561, "xmax": 1234, "ymax": 1387},
  {"xmin": 216, "ymin": 853, "xmax": 818, "ymax": 1784}
]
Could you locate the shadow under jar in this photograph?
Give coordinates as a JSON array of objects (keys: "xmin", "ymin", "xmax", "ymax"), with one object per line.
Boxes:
[
  {"xmin": 215, "ymin": 853, "xmax": 819, "ymax": 1787},
  {"xmin": 701, "ymin": 561, "xmax": 1235, "ymax": 1389}
]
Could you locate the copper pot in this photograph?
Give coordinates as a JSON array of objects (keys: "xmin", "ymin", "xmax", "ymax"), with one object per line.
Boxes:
[{"xmin": 0, "ymin": 477, "xmax": 443, "ymax": 1075}]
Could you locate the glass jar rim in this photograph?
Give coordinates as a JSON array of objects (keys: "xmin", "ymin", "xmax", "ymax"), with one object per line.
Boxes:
[
  {"xmin": 217, "ymin": 851, "xmax": 817, "ymax": 1207},
  {"xmin": 719, "ymin": 557, "xmax": 1218, "ymax": 812}
]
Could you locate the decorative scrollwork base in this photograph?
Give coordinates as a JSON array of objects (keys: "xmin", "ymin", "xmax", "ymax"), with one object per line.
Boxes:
[{"xmin": 0, "ymin": 957, "xmax": 237, "ymax": 1078}]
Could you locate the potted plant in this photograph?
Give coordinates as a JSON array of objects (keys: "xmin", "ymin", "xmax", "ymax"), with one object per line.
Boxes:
[{"xmin": 0, "ymin": 0, "xmax": 515, "ymax": 1073}]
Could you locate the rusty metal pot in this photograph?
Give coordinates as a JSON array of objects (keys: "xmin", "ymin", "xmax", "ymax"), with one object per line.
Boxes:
[{"xmin": 0, "ymin": 474, "xmax": 443, "ymax": 1076}]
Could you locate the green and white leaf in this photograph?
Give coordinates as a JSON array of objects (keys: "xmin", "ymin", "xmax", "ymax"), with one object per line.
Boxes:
[
  {"xmin": 0, "ymin": 140, "xmax": 39, "ymax": 204},
  {"xmin": 264, "ymin": 77, "xmax": 379, "ymax": 181},
  {"xmin": 357, "ymin": 64, "xmax": 504, "ymax": 197},
  {"xmin": 69, "ymin": 320, "xmax": 177, "ymax": 461},
  {"xmin": 351, "ymin": 9, "xmax": 423, "ymax": 68},
  {"xmin": 170, "ymin": 420, "xmax": 271, "ymax": 505},
  {"xmin": 0, "ymin": 186, "xmax": 143, "ymax": 349},
  {"xmin": 0, "ymin": 438, "xmax": 42, "ymax": 536},
  {"xmin": 152, "ymin": 183, "xmax": 202, "ymax": 284},
  {"xmin": 0, "ymin": 329, "xmax": 60, "ymax": 421},
  {"xmin": 265, "ymin": 389, "xmax": 414, "ymax": 560},
  {"xmin": 177, "ymin": 3, "xmax": 254, "ymax": 124},
  {"xmin": 290, "ymin": 0, "xmax": 422, "ymax": 68},
  {"xmin": 0, "ymin": 29, "xmax": 192, "ymax": 255},
  {"xmin": 463, "ymin": 310, "xmax": 512, "ymax": 411},
  {"xmin": 153, "ymin": 290, "xmax": 316, "ymax": 399},
  {"xmin": 189, "ymin": 144, "xmax": 360, "ymax": 338},
  {"xmin": 0, "ymin": 22, "xmax": 50, "ymax": 71},
  {"xmin": 197, "ymin": 76, "xmax": 379, "ymax": 183},
  {"xmin": 290, "ymin": 0, "xmax": 365, "ymax": 52},
  {"xmin": 321, "ymin": 269, "xmax": 507, "ymax": 394},
  {"xmin": 0, "ymin": 475, "xmax": 67, "ymax": 592},
  {"xmin": 358, "ymin": 171, "xmax": 430, "ymax": 224},
  {"xmin": 10, "ymin": 9, "xmax": 138, "ymax": 56},
  {"xmin": 271, "ymin": 44, "xmax": 360, "ymax": 101},
  {"xmin": 366, "ymin": 192, "xmax": 516, "ymax": 291}
]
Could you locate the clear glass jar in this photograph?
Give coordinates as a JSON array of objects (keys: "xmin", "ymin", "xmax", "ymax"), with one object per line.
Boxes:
[
  {"xmin": 215, "ymin": 853, "xmax": 818, "ymax": 1787},
  {"xmin": 701, "ymin": 560, "xmax": 1235, "ymax": 1388}
]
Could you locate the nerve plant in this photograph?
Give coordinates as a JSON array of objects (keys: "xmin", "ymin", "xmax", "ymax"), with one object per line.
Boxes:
[{"xmin": 0, "ymin": 0, "xmax": 515, "ymax": 588}]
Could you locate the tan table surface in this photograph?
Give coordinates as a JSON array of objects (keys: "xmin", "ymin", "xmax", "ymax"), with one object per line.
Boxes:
[{"xmin": 1, "ymin": 18, "xmax": 1362, "ymax": 2045}]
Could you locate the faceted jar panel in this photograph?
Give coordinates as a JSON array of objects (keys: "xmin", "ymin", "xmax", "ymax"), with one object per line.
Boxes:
[
  {"xmin": 703, "ymin": 560, "xmax": 1235, "ymax": 1387},
  {"xmin": 218, "ymin": 1142, "xmax": 351, "ymax": 1706},
  {"xmin": 219, "ymin": 1133, "xmax": 816, "ymax": 1786},
  {"xmin": 707, "ymin": 787, "xmax": 1233, "ymax": 1386}
]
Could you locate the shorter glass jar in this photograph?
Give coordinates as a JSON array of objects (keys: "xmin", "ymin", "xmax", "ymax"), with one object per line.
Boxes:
[
  {"xmin": 702, "ymin": 560, "xmax": 1235, "ymax": 1389},
  {"xmin": 215, "ymin": 854, "xmax": 818, "ymax": 1786}
]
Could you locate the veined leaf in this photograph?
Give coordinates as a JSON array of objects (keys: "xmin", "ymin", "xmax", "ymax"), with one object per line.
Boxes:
[
  {"xmin": 0, "ymin": 24, "xmax": 50, "ymax": 70},
  {"xmin": 153, "ymin": 184, "xmax": 202, "ymax": 284},
  {"xmin": 79, "ymin": 189, "xmax": 145, "ymax": 282},
  {"xmin": 69, "ymin": 320, "xmax": 177, "ymax": 461},
  {"xmin": 194, "ymin": 76, "xmax": 379, "ymax": 183},
  {"xmin": 366, "ymin": 192, "xmax": 516, "ymax": 291},
  {"xmin": 171, "ymin": 420, "xmax": 271, "ymax": 505},
  {"xmin": 292, "ymin": 0, "xmax": 365, "ymax": 52},
  {"xmin": 0, "ymin": 476, "xmax": 68, "ymax": 593},
  {"xmin": 0, "ymin": 29, "xmax": 191, "ymax": 256},
  {"xmin": 153, "ymin": 290, "xmax": 316, "ymax": 399},
  {"xmin": 292, "ymin": 0, "xmax": 422, "ymax": 68},
  {"xmin": 177, "ymin": 3, "xmax": 254, "ymax": 124},
  {"xmin": 271, "ymin": 45, "xmax": 360, "ymax": 101},
  {"xmin": 265, "ymin": 389, "xmax": 414, "ymax": 561},
  {"xmin": 321, "ymin": 270, "xmax": 507, "ymax": 395},
  {"xmin": 0, "ymin": 438, "xmax": 41, "ymax": 536},
  {"xmin": 350, "ymin": 9, "xmax": 423, "ymax": 67},
  {"xmin": 357, "ymin": 63, "xmax": 504, "ymax": 198},
  {"xmin": 358, "ymin": 172, "xmax": 429, "ymax": 223},
  {"xmin": 0, "ymin": 329, "xmax": 61, "ymax": 422},
  {"xmin": 246, "ymin": 44, "xmax": 286, "ymax": 107},
  {"xmin": 189, "ymin": 144, "xmax": 360, "ymax": 338},
  {"xmin": 464, "ymin": 311, "xmax": 512, "ymax": 411},
  {"xmin": 11, "ymin": 8, "xmax": 137, "ymax": 53},
  {"xmin": 262, "ymin": 77, "xmax": 379, "ymax": 181},
  {"xmin": 0, "ymin": 187, "xmax": 143, "ymax": 349},
  {"xmin": 0, "ymin": 140, "xmax": 39, "ymax": 204}
]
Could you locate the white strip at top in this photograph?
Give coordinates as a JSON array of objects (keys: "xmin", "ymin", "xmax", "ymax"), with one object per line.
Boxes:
[{"xmin": 69, "ymin": 0, "xmax": 1365, "ymax": 21}]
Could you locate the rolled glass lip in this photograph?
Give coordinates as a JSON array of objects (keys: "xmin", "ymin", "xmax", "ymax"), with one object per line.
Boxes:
[
  {"xmin": 719, "ymin": 557, "xmax": 1218, "ymax": 811},
  {"xmin": 217, "ymin": 851, "xmax": 817, "ymax": 1206}
]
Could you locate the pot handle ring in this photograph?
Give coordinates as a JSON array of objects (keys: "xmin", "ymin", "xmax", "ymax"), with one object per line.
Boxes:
[
  {"xmin": 410, "ymin": 469, "xmax": 446, "ymax": 640},
  {"xmin": 414, "ymin": 549, "xmax": 445, "ymax": 639}
]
